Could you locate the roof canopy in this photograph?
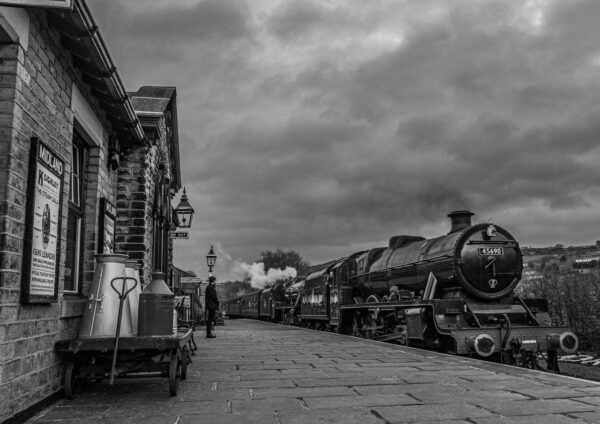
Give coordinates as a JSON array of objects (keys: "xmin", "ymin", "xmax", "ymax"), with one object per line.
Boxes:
[
  {"xmin": 130, "ymin": 86, "xmax": 181, "ymax": 190},
  {"xmin": 45, "ymin": 0, "xmax": 146, "ymax": 147}
]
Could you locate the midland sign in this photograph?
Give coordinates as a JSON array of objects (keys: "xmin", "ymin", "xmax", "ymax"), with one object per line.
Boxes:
[{"xmin": 169, "ymin": 231, "xmax": 189, "ymax": 239}]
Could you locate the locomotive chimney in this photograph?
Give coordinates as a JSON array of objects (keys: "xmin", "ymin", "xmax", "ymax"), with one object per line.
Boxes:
[{"xmin": 447, "ymin": 210, "xmax": 474, "ymax": 233}]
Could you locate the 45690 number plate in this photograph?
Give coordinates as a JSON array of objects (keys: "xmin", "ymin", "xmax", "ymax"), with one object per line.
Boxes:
[{"xmin": 478, "ymin": 247, "xmax": 504, "ymax": 255}]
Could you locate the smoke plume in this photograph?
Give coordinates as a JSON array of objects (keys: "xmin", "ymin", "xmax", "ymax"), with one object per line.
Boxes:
[{"xmin": 240, "ymin": 262, "xmax": 297, "ymax": 289}]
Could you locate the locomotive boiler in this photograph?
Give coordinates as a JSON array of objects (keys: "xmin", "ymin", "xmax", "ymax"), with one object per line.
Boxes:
[{"xmin": 355, "ymin": 210, "xmax": 522, "ymax": 301}]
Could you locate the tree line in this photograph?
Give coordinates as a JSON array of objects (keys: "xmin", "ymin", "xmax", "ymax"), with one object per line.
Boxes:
[{"xmin": 520, "ymin": 269, "xmax": 600, "ymax": 352}]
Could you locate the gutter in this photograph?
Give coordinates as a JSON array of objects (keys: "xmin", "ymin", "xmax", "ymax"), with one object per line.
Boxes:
[{"xmin": 72, "ymin": 0, "xmax": 146, "ymax": 144}]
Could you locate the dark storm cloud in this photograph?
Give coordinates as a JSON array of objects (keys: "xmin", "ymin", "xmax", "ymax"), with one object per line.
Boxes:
[
  {"xmin": 266, "ymin": 1, "xmax": 326, "ymax": 40},
  {"xmin": 93, "ymin": 0, "xmax": 251, "ymax": 42},
  {"xmin": 88, "ymin": 0, "xmax": 600, "ymax": 278},
  {"xmin": 128, "ymin": 0, "xmax": 251, "ymax": 42}
]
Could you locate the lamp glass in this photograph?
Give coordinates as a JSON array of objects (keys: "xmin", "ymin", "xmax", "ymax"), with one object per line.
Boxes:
[
  {"xmin": 206, "ymin": 245, "xmax": 217, "ymax": 268},
  {"xmin": 174, "ymin": 188, "xmax": 194, "ymax": 229},
  {"xmin": 175, "ymin": 209, "xmax": 193, "ymax": 228}
]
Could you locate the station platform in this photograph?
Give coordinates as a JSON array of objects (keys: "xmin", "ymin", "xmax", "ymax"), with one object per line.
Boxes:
[{"xmin": 29, "ymin": 319, "xmax": 600, "ymax": 424}]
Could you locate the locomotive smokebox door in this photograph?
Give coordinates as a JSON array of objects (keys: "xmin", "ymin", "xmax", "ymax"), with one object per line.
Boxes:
[{"xmin": 456, "ymin": 224, "xmax": 523, "ymax": 300}]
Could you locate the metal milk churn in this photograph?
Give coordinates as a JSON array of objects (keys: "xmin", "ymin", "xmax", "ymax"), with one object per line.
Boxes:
[
  {"xmin": 79, "ymin": 254, "xmax": 134, "ymax": 338},
  {"xmin": 125, "ymin": 260, "xmax": 142, "ymax": 336},
  {"xmin": 138, "ymin": 272, "xmax": 175, "ymax": 336}
]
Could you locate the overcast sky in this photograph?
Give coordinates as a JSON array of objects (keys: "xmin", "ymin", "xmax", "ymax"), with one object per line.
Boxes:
[{"xmin": 89, "ymin": 0, "xmax": 600, "ymax": 280}]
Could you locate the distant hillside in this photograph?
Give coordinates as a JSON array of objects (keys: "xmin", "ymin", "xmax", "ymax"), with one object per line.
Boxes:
[{"xmin": 522, "ymin": 243, "xmax": 600, "ymax": 275}]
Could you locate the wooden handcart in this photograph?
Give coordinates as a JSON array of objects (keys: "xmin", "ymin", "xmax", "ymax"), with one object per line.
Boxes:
[{"xmin": 54, "ymin": 329, "xmax": 195, "ymax": 398}]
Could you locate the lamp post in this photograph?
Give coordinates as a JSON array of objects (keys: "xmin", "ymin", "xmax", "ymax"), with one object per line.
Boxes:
[
  {"xmin": 206, "ymin": 245, "xmax": 217, "ymax": 276},
  {"xmin": 174, "ymin": 187, "xmax": 194, "ymax": 229},
  {"xmin": 171, "ymin": 188, "xmax": 195, "ymax": 291}
]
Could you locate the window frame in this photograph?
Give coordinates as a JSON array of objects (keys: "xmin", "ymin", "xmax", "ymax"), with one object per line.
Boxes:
[{"xmin": 64, "ymin": 133, "xmax": 87, "ymax": 294}]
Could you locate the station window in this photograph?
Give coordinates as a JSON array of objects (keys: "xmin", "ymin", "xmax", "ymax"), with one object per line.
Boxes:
[
  {"xmin": 64, "ymin": 133, "xmax": 86, "ymax": 293},
  {"xmin": 152, "ymin": 177, "xmax": 170, "ymax": 273}
]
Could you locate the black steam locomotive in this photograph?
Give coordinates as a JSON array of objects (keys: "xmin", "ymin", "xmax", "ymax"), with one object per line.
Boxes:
[{"xmin": 224, "ymin": 211, "xmax": 578, "ymax": 370}]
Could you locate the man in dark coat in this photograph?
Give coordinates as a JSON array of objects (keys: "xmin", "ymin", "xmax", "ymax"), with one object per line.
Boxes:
[{"xmin": 205, "ymin": 276, "xmax": 219, "ymax": 338}]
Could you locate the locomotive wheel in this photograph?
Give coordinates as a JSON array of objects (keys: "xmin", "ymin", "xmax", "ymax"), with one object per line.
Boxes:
[
  {"xmin": 364, "ymin": 314, "xmax": 376, "ymax": 339},
  {"xmin": 64, "ymin": 360, "xmax": 82, "ymax": 399},
  {"xmin": 169, "ymin": 349, "xmax": 180, "ymax": 396},
  {"xmin": 352, "ymin": 315, "xmax": 364, "ymax": 338},
  {"xmin": 181, "ymin": 347, "xmax": 189, "ymax": 380}
]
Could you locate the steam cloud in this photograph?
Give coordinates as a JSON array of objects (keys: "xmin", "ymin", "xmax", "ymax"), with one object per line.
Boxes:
[{"xmin": 240, "ymin": 262, "xmax": 297, "ymax": 289}]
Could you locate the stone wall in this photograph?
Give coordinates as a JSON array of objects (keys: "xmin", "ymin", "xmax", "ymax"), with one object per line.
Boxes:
[{"xmin": 0, "ymin": 10, "xmax": 116, "ymax": 422}]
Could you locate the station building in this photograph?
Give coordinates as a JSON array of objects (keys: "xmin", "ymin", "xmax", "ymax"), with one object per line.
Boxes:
[{"xmin": 0, "ymin": 2, "xmax": 182, "ymax": 421}]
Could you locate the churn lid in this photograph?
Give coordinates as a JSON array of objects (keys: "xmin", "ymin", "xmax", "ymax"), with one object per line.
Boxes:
[{"xmin": 142, "ymin": 272, "xmax": 173, "ymax": 294}]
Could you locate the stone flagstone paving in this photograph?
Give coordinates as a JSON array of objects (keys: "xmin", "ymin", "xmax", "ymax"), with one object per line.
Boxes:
[{"xmin": 28, "ymin": 319, "xmax": 600, "ymax": 423}]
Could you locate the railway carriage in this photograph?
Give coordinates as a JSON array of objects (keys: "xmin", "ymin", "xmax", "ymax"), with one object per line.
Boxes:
[
  {"xmin": 223, "ymin": 298, "xmax": 241, "ymax": 318},
  {"xmin": 259, "ymin": 285, "xmax": 286, "ymax": 321},
  {"xmin": 239, "ymin": 291, "xmax": 261, "ymax": 319}
]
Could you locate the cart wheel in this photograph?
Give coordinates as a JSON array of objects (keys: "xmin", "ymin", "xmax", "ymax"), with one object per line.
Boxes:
[
  {"xmin": 64, "ymin": 360, "xmax": 81, "ymax": 399},
  {"xmin": 169, "ymin": 349, "xmax": 180, "ymax": 396},
  {"xmin": 181, "ymin": 347, "xmax": 189, "ymax": 380}
]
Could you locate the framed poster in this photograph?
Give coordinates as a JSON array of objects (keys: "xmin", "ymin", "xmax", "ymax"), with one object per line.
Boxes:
[
  {"xmin": 21, "ymin": 138, "xmax": 64, "ymax": 304},
  {"xmin": 98, "ymin": 197, "xmax": 116, "ymax": 254}
]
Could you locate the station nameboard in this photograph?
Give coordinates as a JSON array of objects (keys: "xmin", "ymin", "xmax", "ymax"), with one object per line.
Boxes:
[
  {"xmin": 0, "ymin": 0, "xmax": 73, "ymax": 8},
  {"xmin": 180, "ymin": 277, "xmax": 202, "ymax": 284},
  {"xmin": 169, "ymin": 231, "xmax": 188, "ymax": 239}
]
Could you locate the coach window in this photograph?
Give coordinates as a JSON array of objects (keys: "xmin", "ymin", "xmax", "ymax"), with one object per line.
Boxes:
[{"xmin": 64, "ymin": 132, "xmax": 87, "ymax": 293}]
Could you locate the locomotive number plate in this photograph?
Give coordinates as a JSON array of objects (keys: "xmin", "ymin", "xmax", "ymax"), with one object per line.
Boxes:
[{"xmin": 478, "ymin": 247, "xmax": 504, "ymax": 255}]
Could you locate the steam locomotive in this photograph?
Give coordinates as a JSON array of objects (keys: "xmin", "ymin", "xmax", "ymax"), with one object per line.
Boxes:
[{"xmin": 224, "ymin": 211, "xmax": 578, "ymax": 370}]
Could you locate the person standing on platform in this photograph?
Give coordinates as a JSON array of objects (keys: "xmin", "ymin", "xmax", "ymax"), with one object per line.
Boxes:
[{"xmin": 205, "ymin": 276, "xmax": 219, "ymax": 338}]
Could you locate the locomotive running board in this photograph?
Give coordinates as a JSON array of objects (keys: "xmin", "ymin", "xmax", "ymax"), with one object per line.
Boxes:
[{"xmin": 340, "ymin": 301, "xmax": 432, "ymax": 311}]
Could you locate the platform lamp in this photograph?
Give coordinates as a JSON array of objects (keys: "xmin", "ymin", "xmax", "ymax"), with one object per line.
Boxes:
[
  {"xmin": 174, "ymin": 187, "xmax": 194, "ymax": 229},
  {"xmin": 206, "ymin": 245, "xmax": 217, "ymax": 276}
]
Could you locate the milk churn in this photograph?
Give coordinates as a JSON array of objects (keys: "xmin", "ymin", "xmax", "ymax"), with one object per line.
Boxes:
[
  {"xmin": 138, "ymin": 272, "xmax": 175, "ymax": 336},
  {"xmin": 125, "ymin": 260, "xmax": 142, "ymax": 336},
  {"xmin": 79, "ymin": 254, "xmax": 134, "ymax": 338}
]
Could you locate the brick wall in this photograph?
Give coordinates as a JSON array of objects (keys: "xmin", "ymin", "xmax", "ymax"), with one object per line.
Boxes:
[
  {"xmin": 116, "ymin": 146, "xmax": 152, "ymax": 284},
  {"xmin": 116, "ymin": 113, "xmax": 175, "ymax": 288},
  {"xmin": 0, "ymin": 10, "xmax": 117, "ymax": 422}
]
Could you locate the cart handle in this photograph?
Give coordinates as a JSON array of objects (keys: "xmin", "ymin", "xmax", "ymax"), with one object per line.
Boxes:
[
  {"xmin": 110, "ymin": 277, "xmax": 138, "ymax": 299},
  {"xmin": 108, "ymin": 277, "xmax": 138, "ymax": 385}
]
